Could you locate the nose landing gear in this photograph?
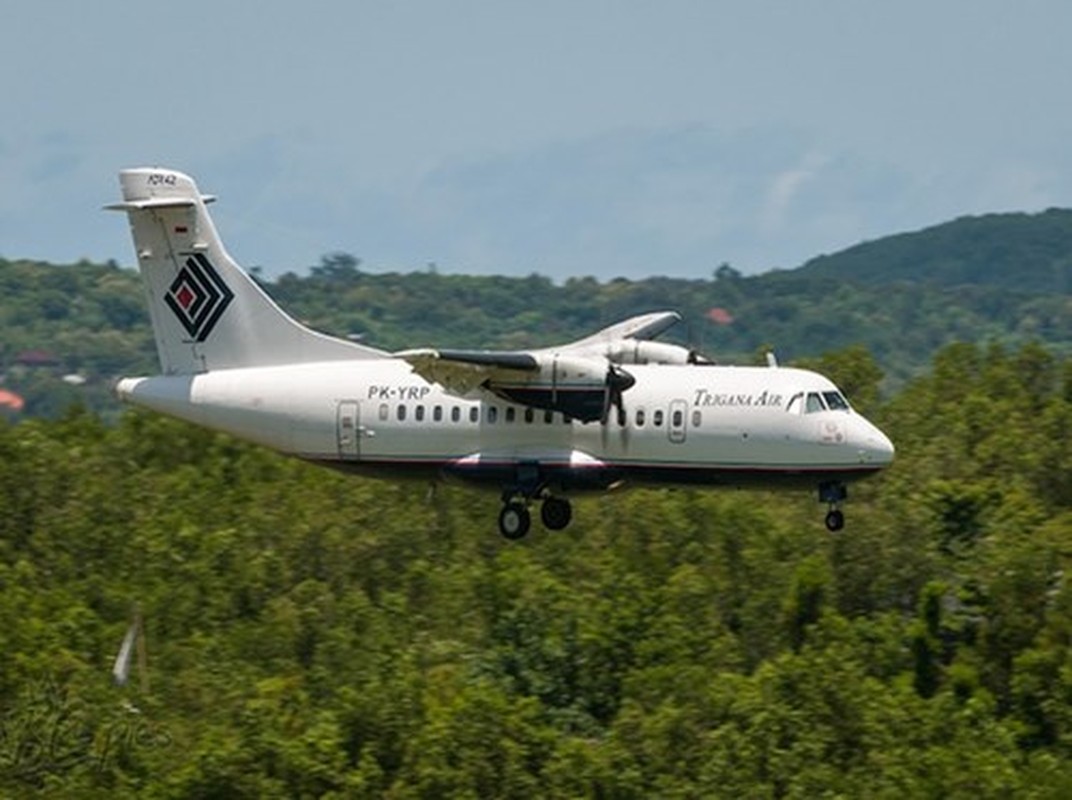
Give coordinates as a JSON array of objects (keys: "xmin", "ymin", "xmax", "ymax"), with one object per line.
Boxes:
[{"xmin": 819, "ymin": 482, "xmax": 847, "ymax": 532}]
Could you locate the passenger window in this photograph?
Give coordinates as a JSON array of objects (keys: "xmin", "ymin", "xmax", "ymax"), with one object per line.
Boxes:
[
  {"xmin": 379, "ymin": 403, "xmax": 389, "ymax": 421},
  {"xmin": 469, "ymin": 407, "xmax": 479, "ymax": 423},
  {"xmin": 805, "ymin": 393, "xmax": 826, "ymax": 414},
  {"xmin": 653, "ymin": 409, "xmax": 664, "ymax": 427},
  {"xmin": 505, "ymin": 407, "xmax": 516, "ymax": 423},
  {"xmin": 691, "ymin": 410, "xmax": 701, "ymax": 428},
  {"xmin": 823, "ymin": 391, "xmax": 850, "ymax": 411},
  {"xmin": 415, "ymin": 405, "xmax": 425, "ymax": 422},
  {"xmin": 636, "ymin": 408, "xmax": 646, "ymax": 427},
  {"xmin": 433, "ymin": 405, "xmax": 443, "ymax": 422},
  {"xmin": 672, "ymin": 409, "xmax": 683, "ymax": 428},
  {"xmin": 487, "ymin": 406, "xmax": 498, "ymax": 424},
  {"xmin": 451, "ymin": 406, "xmax": 461, "ymax": 423},
  {"xmin": 524, "ymin": 407, "xmax": 534, "ymax": 424},
  {"xmin": 544, "ymin": 410, "xmax": 554, "ymax": 424},
  {"xmin": 397, "ymin": 405, "xmax": 407, "ymax": 421}
]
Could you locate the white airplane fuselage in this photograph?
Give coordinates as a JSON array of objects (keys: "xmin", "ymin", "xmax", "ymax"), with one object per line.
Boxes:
[{"xmin": 118, "ymin": 359, "xmax": 892, "ymax": 492}]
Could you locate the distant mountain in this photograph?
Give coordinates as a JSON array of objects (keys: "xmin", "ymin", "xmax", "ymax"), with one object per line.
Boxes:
[{"xmin": 794, "ymin": 208, "xmax": 1072, "ymax": 292}]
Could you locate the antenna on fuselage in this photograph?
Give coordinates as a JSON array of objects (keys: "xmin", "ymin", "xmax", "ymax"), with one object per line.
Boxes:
[{"xmin": 766, "ymin": 351, "xmax": 779, "ymax": 368}]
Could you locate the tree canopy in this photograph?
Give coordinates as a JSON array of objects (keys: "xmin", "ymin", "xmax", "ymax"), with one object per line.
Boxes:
[
  {"xmin": 5, "ymin": 207, "xmax": 1072, "ymax": 794},
  {"xmin": 4, "ymin": 342, "xmax": 1072, "ymax": 796}
]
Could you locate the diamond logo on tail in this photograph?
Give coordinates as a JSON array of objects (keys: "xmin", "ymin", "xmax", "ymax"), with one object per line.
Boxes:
[{"xmin": 164, "ymin": 253, "xmax": 235, "ymax": 342}]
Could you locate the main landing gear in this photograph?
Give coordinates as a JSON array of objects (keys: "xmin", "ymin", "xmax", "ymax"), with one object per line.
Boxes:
[
  {"xmin": 820, "ymin": 482, "xmax": 847, "ymax": 532},
  {"xmin": 497, "ymin": 494, "xmax": 573, "ymax": 540}
]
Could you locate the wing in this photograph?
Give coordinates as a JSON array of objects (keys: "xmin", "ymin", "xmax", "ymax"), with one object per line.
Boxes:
[
  {"xmin": 560, "ymin": 310, "xmax": 681, "ymax": 351},
  {"xmin": 395, "ymin": 311, "xmax": 683, "ymax": 417},
  {"xmin": 395, "ymin": 348, "xmax": 538, "ymax": 394}
]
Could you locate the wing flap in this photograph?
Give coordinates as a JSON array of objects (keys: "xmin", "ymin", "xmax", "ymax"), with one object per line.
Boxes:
[{"xmin": 396, "ymin": 348, "xmax": 538, "ymax": 394}]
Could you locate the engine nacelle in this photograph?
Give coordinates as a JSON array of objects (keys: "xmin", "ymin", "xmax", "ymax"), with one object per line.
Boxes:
[
  {"xmin": 488, "ymin": 354, "xmax": 634, "ymax": 422},
  {"xmin": 603, "ymin": 340, "xmax": 712, "ymax": 365}
]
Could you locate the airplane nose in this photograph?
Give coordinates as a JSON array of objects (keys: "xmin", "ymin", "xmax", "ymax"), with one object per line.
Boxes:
[{"xmin": 853, "ymin": 417, "xmax": 895, "ymax": 466}]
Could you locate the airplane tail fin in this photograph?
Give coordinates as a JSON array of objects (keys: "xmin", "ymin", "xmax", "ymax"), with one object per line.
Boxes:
[{"xmin": 108, "ymin": 167, "xmax": 384, "ymax": 374}]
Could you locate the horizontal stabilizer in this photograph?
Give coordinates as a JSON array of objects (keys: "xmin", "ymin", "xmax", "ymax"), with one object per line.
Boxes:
[{"xmin": 104, "ymin": 196, "xmax": 213, "ymax": 211}]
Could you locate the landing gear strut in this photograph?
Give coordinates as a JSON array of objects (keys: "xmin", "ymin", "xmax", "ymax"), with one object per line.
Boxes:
[{"xmin": 819, "ymin": 482, "xmax": 847, "ymax": 532}]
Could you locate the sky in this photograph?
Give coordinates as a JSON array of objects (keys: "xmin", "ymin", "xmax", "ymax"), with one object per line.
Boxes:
[{"xmin": 3, "ymin": 1, "xmax": 1072, "ymax": 281}]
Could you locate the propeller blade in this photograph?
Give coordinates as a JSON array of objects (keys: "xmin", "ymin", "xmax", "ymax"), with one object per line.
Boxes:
[{"xmin": 602, "ymin": 365, "xmax": 635, "ymax": 425}]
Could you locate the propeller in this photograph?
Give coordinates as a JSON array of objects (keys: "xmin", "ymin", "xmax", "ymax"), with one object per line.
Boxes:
[{"xmin": 602, "ymin": 364, "xmax": 635, "ymax": 426}]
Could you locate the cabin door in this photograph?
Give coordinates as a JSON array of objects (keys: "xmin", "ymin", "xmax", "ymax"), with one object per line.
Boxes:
[{"xmin": 336, "ymin": 400, "xmax": 361, "ymax": 459}]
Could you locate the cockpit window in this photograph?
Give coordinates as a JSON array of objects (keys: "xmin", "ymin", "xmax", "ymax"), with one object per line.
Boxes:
[
  {"xmin": 805, "ymin": 392, "xmax": 826, "ymax": 413},
  {"xmin": 822, "ymin": 391, "xmax": 851, "ymax": 411},
  {"xmin": 791, "ymin": 391, "xmax": 850, "ymax": 414}
]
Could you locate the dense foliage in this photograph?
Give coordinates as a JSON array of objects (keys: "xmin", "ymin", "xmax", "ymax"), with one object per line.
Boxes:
[
  {"xmin": 4, "ymin": 343, "xmax": 1072, "ymax": 796},
  {"xmin": 0, "ymin": 257, "xmax": 154, "ymax": 418}
]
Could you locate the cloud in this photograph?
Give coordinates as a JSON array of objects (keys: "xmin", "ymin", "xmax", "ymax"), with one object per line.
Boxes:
[
  {"xmin": 217, "ymin": 125, "xmax": 1070, "ymax": 280},
  {"xmin": 761, "ymin": 152, "xmax": 830, "ymax": 234},
  {"xmin": 346, "ymin": 125, "xmax": 908, "ymax": 278},
  {"xmin": 9, "ymin": 120, "xmax": 1068, "ymax": 280}
]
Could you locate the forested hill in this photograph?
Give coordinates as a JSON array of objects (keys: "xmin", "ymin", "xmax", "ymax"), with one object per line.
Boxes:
[
  {"xmin": 8, "ymin": 217, "xmax": 1072, "ymax": 794},
  {"xmin": 795, "ymin": 207, "xmax": 1072, "ymax": 292},
  {"xmin": 3, "ymin": 206, "xmax": 1072, "ymax": 417},
  {"xmin": 6, "ymin": 321, "xmax": 1072, "ymax": 795}
]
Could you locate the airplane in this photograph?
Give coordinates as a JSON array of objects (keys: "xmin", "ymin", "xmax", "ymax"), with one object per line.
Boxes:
[{"xmin": 108, "ymin": 167, "xmax": 895, "ymax": 539}]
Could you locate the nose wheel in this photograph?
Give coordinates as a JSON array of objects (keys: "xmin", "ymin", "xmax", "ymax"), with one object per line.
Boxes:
[{"xmin": 819, "ymin": 482, "xmax": 847, "ymax": 532}]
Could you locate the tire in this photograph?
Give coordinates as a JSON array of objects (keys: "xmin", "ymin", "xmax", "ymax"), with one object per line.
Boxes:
[
  {"xmin": 825, "ymin": 509, "xmax": 845, "ymax": 532},
  {"xmin": 499, "ymin": 502, "xmax": 531, "ymax": 540},
  {"xmin": 540, "ymin": 497, "xmax": 573, "ymax": 531}
]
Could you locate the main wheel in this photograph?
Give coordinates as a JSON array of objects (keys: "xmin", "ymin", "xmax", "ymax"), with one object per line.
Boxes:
[
  {"xmin": 499, "ymin": 502, "xmax": 531, "ymax": 540},
  {"xmin": 825, "ymin": 509, "xmax": 845, "ymax": 532},
  {"xmin": 540, "ymin": 497, "xmax": 573, "ymax": 531}
]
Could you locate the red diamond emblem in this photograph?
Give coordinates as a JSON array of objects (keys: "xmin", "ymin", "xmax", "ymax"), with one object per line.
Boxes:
[{"xmin": 175, "ymin": 285, "xmax": 195, "ymax": 310}]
